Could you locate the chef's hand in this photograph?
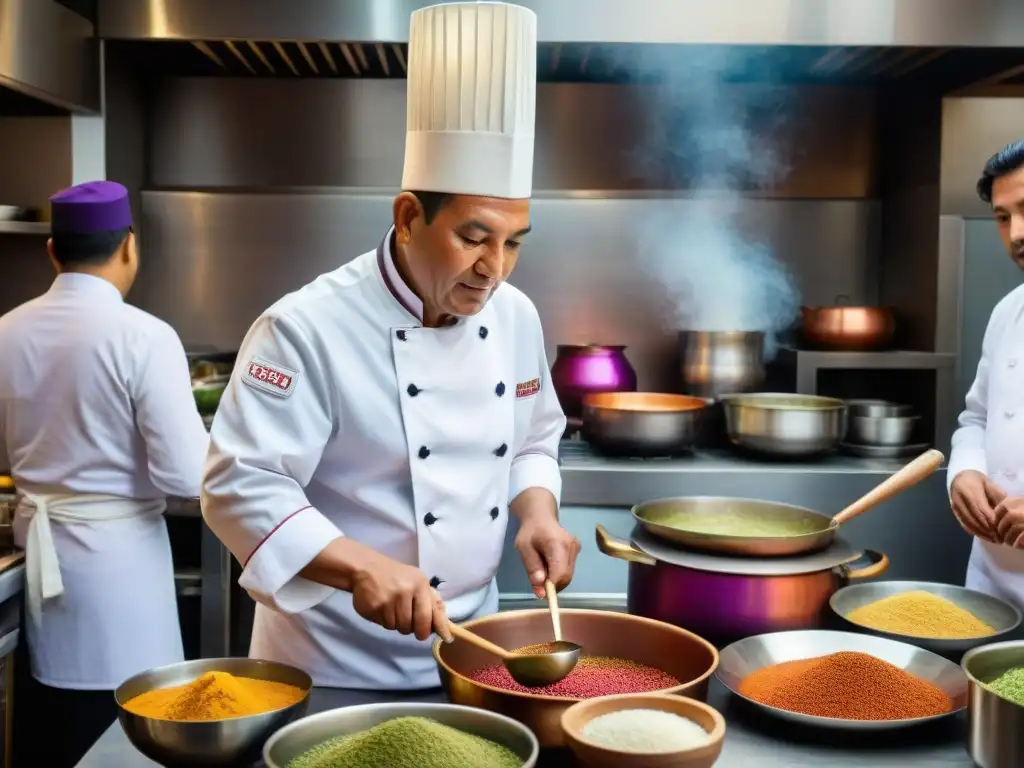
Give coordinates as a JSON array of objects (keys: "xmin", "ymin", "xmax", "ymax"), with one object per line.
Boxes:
[
  {"xmin": 950, "ymin": 470, "xmax": 1005, "ymax": 542},
  {"xmin": 305, "ymin": 538, "xmax": 453, "ymax": 642},
  {"xmin": 512, "ymin": 490, "xmax": 581, "ymax": 598},
  {"xmin": 995, "ymin": 497, "xmax": 1024, "ymax": 548}
]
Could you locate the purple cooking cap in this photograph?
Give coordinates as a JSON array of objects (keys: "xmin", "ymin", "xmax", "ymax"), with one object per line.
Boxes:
[{"xmin": 50, "ymin": 181, "xmax": 133, "ymax": 234}]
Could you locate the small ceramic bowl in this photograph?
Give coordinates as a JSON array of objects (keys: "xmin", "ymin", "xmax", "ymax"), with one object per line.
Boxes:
[{"xmin": 561, "ymin": 693, "xmax": 725, "ymax": 767}]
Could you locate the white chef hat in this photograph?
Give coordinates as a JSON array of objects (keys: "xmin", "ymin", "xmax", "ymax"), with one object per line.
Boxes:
[{"xmin": 402, "ymin": 2, "xmax": 538, "ymax": 200}]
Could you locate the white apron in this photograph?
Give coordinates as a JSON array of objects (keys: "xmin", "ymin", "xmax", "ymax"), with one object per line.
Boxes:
[{"xmin": 14, "ymin": 492, "xmax": 184, "ymax": 690}]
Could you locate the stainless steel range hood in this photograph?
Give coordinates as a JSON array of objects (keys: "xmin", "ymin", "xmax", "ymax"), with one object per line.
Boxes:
[
  {"xmin": 97, "ymin": 0, "xmax": 1024, "ymax": 47},
  {"xmin": 0, "ymin": 0, "xmax": 100, "ymax": 113}
]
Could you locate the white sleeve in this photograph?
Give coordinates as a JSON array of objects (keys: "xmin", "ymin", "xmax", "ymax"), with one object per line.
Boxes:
[
  {"xmin": 947, "ymin": 300, "xmax": 1007, "ymax": 493},
  {"xmin": 133, "ymin": 324, "xmax": 210, "ymax": 498},
  {"xmin": 509, "ymin": 312, "xmax": 566, "ymax": 505},
  {"xmin": 202, "ymin": 312, "xmax": 341, "ymax": 614}
]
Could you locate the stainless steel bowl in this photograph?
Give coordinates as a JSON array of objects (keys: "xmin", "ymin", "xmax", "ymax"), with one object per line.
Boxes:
[
  {"xmin": 962, "ymin": 641, "xmax": 1024, "ymax": 768},
  {"xmin": 846, "ymin": 400, "xmax": 913, "ymax": 418},
  {"xmin": 848, "ymin": 415, "xmax": 920, "ymax": 446},
  {"xmin": 581, "ymin": 392, "xmax": 712, "ymax": 456},
  {"xmin": 263, "ymin": 702, "xmax": 540, "ymax": 767},
  {"xmin": 719, "ymin": 393, "xmax": 847, "ymax": 457},
  {"xmin": 716, "ymin": 630, "xmax": 968, "ymax": 730},
  {"xmin": 830, "ymin": 581, "xmax": 1022, "ymax": 656},
  {"xmin": 115, "ymin": 658, "xmax": 312, "ymax": 768}
]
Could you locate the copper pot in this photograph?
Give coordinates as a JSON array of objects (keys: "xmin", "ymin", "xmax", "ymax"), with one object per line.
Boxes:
[
  {"xmin": 801, "ymin": 297, "xmax": 895, "ymax": 351},
  {"xmin": 432, "ymin": 609, "xmax": 718, "ymax": 747}
]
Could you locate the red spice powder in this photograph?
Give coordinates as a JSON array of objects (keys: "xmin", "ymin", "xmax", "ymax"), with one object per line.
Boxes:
[
  {"xmin": 738, "ymin": 651, "xmax": 952, "ymax": 721},
  {"xmin": 469, "ymin": 655, "xmax": 680, "ymax": 698}
]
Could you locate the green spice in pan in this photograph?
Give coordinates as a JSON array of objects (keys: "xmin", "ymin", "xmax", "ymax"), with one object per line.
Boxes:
[
  {"xmin": 286, "ymin": 716, "xmax": 522, "ymax": 768},
  {"xmin": 660, "ymin": 509, "xmax": 823, "ymax": 538},
  {"xmin": 985, "ymin": 667, "xmax": 1024, "ymax": 706}
]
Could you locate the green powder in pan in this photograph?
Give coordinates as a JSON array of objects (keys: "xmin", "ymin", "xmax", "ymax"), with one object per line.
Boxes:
[
  {"xmin": 660, "ymin": 510, "xmax": 824, "ymax": 538},
  {"xmin": 286, "ymin": 716, "xmax": 522, "ymax": 768}
]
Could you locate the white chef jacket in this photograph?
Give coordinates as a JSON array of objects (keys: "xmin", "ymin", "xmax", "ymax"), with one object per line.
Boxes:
[
  {"xmin": 949, "ymin": 283, "xmax": 1024, "ymax": 607},
  {"xmin": 0, "ymin": 272, "xmax": 210, "ymax": 688},
  {"xmin": 203, "ymin": 230, "xmax": 566, "ymax": 689}
]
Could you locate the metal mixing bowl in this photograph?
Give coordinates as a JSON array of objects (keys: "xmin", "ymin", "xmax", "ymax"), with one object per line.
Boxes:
[
  {"xmin": 719, "ymin": 393, "xmax": 847, "ymax": 457},
  {"xmin": 962, "ymin": 640, "xmax": 1024, "ymax": 768},
  {"xmin": 716, "ymin": 630, "xmax": 968, "ymax": 731},
  {"xmin": 846, "ymin": 399, "xmax": 913, "ymax": 418},
  {"xmin": 263, "ymin": 701, "xmax": 540, "ymax": 767},
  {"xmin": 115, "ymin": 658, "xmax": 312, "ymax": 767},
  {"xmin": 848, "ymin": 415, "xmax": 920, "ymax": 446},
  {"xmin": 830, "ymin": 581, "xmax": 1022, "ymax": 656}
]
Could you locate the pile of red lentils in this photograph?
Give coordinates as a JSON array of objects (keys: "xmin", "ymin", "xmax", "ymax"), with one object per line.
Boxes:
[{"xmin": 469, "ymin": 653, "xmax": 680, "ymax": 698}]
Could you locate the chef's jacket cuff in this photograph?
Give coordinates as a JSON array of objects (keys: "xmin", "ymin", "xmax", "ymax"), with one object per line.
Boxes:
[
  {"xmin": 509, "ymin": 453, "xmax": 562, "ymax": 507},
  {"xmin": 238, "ymin": 507, "xmax": 341, "ymax": 614},
  {"xmin": 946, "ymin": 449, "xmax": 988, "ymax": 494}
]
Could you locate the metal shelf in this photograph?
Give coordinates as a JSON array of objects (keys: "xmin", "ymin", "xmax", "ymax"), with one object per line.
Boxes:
[
  {"xmin": 0, "ymin": 221, "xmax": 48, "ymax": 235},
  {"xmin": 777, "ymin": 348, "xmax": 956, "ymax": 371}
]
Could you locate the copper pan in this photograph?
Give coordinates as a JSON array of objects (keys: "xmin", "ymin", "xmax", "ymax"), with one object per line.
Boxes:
[
  {"xmin": 432, "ymin": 608, "xmax": 718, "ymax": 747},
  {"xmin": 801, "ymin": 296, "xmax": 895, "ymax": 351}
]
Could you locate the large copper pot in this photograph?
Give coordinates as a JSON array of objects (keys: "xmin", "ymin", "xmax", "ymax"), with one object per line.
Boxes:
[
  {"xmin": 801, "ymin": 298, "xmax": 896, "ymax": 351},
  {"xmin": 432, "ymin": 609, "xmax": 718, "ymax": 747},
  {"xmin": 551, "ymin": 345, "xmax": 638, "ymax": 420},
  {"xmin": 596, "ymin": 525, "xmax": 889, "ymax": 644}
]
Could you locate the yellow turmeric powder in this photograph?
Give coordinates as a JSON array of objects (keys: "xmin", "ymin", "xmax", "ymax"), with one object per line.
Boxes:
[
  {"xmin": 846, "ymin": 590, "xmax": 996, "ymax": 639},
  {"xmin": 123, "ymin": 671, "xmax": 306, "ymax": 721}
]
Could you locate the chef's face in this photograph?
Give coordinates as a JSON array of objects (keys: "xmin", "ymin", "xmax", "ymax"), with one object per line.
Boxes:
[
  {"xmin": 394, "ymin": 193, "xmax": 531, "ymax": 321},
  {"xmin": 992, "ymin": 167, "xmax": 1024, "ymax": 269}
]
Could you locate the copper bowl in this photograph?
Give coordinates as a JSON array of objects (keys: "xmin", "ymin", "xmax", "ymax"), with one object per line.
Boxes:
[
  {"xmin": 801, "ymin": 305, "xmax": 895, "ymax": 351},
  {"xmin": 432, "ymin": 609, "xmax": 719, "ymax": 748}
]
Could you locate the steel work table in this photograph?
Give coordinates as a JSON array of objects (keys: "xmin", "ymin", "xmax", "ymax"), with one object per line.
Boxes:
[{"xmin": 76, "ymin": 677, "xmax": 973, "ymax": 767}]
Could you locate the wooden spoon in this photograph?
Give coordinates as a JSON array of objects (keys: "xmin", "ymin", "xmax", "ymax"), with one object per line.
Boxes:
[
  {"xmin": 831, "ymin": 448, "xmax": 945, "ymax": 527},
  {"xmin": 447, "ymin": 621, "xmax": 581, "ymax": 687},
  {"xmin": 545, "ymin": 578, "xmax": 563, "ymax": 642}
]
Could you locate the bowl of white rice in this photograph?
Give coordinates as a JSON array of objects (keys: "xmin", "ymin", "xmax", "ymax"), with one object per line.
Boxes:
[{"xmin": 561, "ymin": 693, "xmax": 725, "ymax": 767}]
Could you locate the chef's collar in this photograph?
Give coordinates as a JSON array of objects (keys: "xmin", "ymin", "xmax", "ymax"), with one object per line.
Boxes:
[
  {"xmin": 50, "ymin": 272, "xmax": 123, "ymax": 303},
  {"xmin": 381, "ymin": 227, "xmax": 424, "ymax": 322}
]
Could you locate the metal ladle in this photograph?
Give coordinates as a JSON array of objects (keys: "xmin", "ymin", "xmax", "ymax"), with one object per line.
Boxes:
[{"xmin": 447, "ymin": 621, "xmax": 581, "ymax": 688}]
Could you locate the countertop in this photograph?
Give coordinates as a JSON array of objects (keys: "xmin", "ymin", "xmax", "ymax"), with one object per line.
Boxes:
[{"xmin": 76, "ymin": 678, "xmax": 973, "ymax": 767}]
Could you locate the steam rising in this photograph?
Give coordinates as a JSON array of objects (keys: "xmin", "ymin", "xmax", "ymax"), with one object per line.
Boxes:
[{"xmin": 627, "ymin": 49, "xmax": 801, "ymax": 355}]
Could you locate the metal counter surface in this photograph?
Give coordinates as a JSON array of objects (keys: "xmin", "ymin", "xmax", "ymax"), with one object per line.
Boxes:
[{"xmin": 76, "ymin": 678, "xmax": 973, "ymax": 767}]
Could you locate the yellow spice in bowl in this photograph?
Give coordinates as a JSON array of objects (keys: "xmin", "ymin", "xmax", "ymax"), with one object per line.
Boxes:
[
  {"xmin": 846, "ymin": 590, "xmax": 995, "ymax": 639},
  {"xmin": 123, "ymin": 671, "xmax": 305, "ymax": 721}
]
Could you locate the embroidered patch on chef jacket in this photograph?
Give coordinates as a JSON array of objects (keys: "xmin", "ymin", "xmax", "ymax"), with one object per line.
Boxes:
[
  {"xmin": 243, "ymin": 357, "xmax": 299, "ymax": 398},
  {"xmin": 516, "ymin": 378, "xmax": 541, "ymax": 399}
]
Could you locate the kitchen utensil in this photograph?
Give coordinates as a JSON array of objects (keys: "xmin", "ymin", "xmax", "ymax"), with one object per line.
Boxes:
[
  {"xmin": 551, "ymin": 345, "xmax": 638, "ymax": 420},
  {"xmin": 433, "ymin": 609, "xmax": 718, "ymax": 747},
  {"xmin": 720, "ymin": 393, "xmax": 847, "ymax": 456},
  {"xmin": 263, "ymin": 702, "xmax": 540, "ymax": 767},
  {"xmin": 596, "ymin": 524, "xmax": 888, "ymax": 641},
  {"xmin": 447, "ymin": 622, "xmax": 581, "ymax": 688},
  {"xmin": 846, "ymin": 399, "xmax": 913, "ymax": 418},
  {"xmin": 630, "ymin": 449, "xmax": 943, "ymax": 557},
  {"xmin": 801, "ymin": 299, "xmax": 896, "ymax": 351},
  {"xmin": 831, "ymin": 581, "xmax": 1022, "ymax": 656},
  {"xmin": 841, "ymin": 441, "xmax": 931, "ymax": 459},
  {"xmin": 679, "ymin": 331, "xmax": 765, "ymax": 399},
  {"xmin": 962, "ymin": 640, "xmax": 1024, "ymax": 768},
  {"xmin": 717, "ymin": 630, "xmax": 967, "ymax": 730},
  {"xmin": 115, "ymin": 658, "xmax": 312, "ymax": 768},
  {"xmin": 561, "ymin": 693, "xmax": 726, "ymax": 768},
  {"xmin": 545, "ymin": 579, "xmax": 563, "ymax": 641},
  {"xmin": 581, "ymin": 392, "xmax": 711, "ymax": 457},
  {"xmin": 848, "ymin": 414, "xmax": 920, "ymax": 446}
]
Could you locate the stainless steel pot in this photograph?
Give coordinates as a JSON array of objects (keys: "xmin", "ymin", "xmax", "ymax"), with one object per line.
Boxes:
[
  {"xmin": 580, "ymin": 392, "xmax": 712, "ymax": 456},
  {"xmin": 962, "ymin": 640, "xmax": 1024, "ymax": 768},
  {"xmin": 596, "ymin": 524, "xmax": 889, "ymax": 642},
  {"xmin": 679, "ymin": 331, "xmax": 765, "ymax": 399},
  {"xmin": 720, "ymin": 393, "xmax": 847, "ymax": 456}
]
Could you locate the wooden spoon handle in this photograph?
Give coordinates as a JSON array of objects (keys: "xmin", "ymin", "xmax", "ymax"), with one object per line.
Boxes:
[
  {"xmin": 447, "ymin": 622, "xmax": 513, "ymax": 660},
  {"xmin": 545, "ymin": 579, "xmax": 563, "ymax": 641},
  {"xmin": 832, "ymin": 448, "xmax": 945, "ymax": 527}
]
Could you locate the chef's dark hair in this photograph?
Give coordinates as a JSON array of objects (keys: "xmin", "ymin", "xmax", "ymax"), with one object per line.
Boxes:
[
  {"xmin": 50, "ymin": 227, "xmax": 132, "ymax": 267},
  {"xmin": 977, "ymin": 138, "xmax": 1024, "ymax": 204},
  {"xmin": 409, "ymin": 191, "xmax": 451, "ymax": 225}
]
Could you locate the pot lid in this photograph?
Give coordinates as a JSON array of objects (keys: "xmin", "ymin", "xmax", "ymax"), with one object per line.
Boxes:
[{"xmin": 630, "ymin": 525, "xmax": 860, "ymax": 575}]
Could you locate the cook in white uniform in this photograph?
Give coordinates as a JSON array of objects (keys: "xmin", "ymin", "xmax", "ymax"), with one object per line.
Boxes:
[
  {"xmin": 203, "ymin": 1, "xmax": 581, "ymax": 689},
  {"xmin": 0, "ymin": 181, "xmax": 210, "ymax": 767},
  {"xmin": 949, "ymin": 137, "xmax": 1024, "ymax": 608}
]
